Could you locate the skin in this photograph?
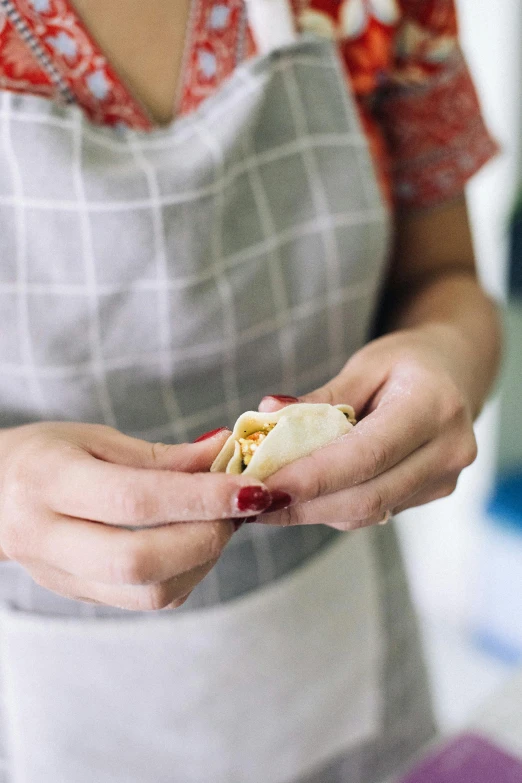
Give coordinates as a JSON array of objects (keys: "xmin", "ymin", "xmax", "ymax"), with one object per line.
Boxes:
[
  {"xmin": 0, "ymin": 424, "xmax": 265, "ymax": 610},
  {"xmin": 0, "ymin": 11, "xmax": 502, "ymax": 609},
  {"xmin": 259, "ymin": 196, "xmax": 501, "ymax": 528},
  {"xmin": 71, "ymin": 0, "xmax": 191, "ymax": 124}
]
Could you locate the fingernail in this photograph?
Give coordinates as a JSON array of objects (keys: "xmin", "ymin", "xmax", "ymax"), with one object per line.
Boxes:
[
  {"xmin": 193, "ymin": 427, "xmax": 228, "ymax": 443},
  {"xmin": 262, "ymin": 490, "xmax": 293, "ymax": 514},
  {"xmin": 262, "ymin": 395, "xmax": 299, "ymax": 404},
  {"xmin": 236, "ymin": 486, "xmax": 272, "ymax": 513}
]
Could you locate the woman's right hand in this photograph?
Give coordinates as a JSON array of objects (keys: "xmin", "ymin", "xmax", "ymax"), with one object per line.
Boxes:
[{"xmin": 0, "ymin": 423, "xmax": 271, "ymax": 611}]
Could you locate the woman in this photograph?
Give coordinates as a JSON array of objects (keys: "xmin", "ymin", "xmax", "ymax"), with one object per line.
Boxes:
[{"xmin": 0, "ymin": 0, "xmax": 501, "ymax": 781}]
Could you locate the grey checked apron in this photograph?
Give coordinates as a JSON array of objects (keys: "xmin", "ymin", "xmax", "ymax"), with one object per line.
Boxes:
[{"xmin": 0, "ymin": 2, "xmax": 436, "ymax": 780}]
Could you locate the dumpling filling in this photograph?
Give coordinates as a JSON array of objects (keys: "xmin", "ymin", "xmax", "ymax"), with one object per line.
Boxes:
[{"xmin": 239, "ymin": 423, "xmax": 276, "ymax": 468}]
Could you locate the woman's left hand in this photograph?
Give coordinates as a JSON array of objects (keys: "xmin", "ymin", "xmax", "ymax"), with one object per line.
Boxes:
[{"xmin": 257, "ymin": 326, "xmax": 479, "ymax": 529}]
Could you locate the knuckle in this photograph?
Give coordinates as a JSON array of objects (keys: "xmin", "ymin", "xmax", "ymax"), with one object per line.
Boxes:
[
  {"xmin": 203, "ymin": 522, "xmax": 230, "ymax": 561},
  {"xmin": 460, "ymin": 435, "xmax": 478, "ymax": 468},
  {"xmin": 448, "ymin": 434, "xmax": 478, "ymax": 473},
  {"xmin": 150, "ymin": 441, "xmax": 172, "ymax": 464},
  {"xmin": 2, "ymin": 454, "xmax": 33, "ymax": 506},
  {"xmin": 193, "ymin": 475, "xmax": 219, "ymax": 519},
  {"xmin": 321, "ymin": 386, "xmax": 336, "ymax": 406},
  {"xmin": 441, "ymin": 480, "xmax": 458, "ymax": 498},
  {"xmin": 270, "ymin": 505, "xmax": 300, "ymax": 527},
  {"xmin": 362, "ymin": 439, "xmax": 388, "ymax": 481},
  {"xmin": 138, "ymin": 584, "xmax": 173, "ymax": 612},
  {"xmin": 439, "ymin": 387, "xmax": 467, "ymax": 425},
  {"xmin": 110, "ymin": 540, "xmax": 153, "ymax": 585},
  {"xmin": 1, "ymin": 519, "xmax": 26, "ymax": 561},
  {"xmin": 433, "ymin": 480, "xmax": 458, "ymax": 501},
  {"xmin": 115, "ymin": 485, "xmax": 154, "ymax": 524},
  {"xmin": 333, "ymin": 519, "xmax": 362, "ymax": 532},
  {"xmin": 28, "ymin": 568, "xmax": 50, "ymax": 591},
  {"xmin": 352, "ymin": 490, "xmax": 383, "ymax": 521},
  {"xmin": 89, "ymin": 423, "xmax": 117, "ymax": 440},
  {"xmin": 170, "ymin": 593, "xmax": 191, "ymax": 609},
  {"xmin": 312, "ymin": 467, "xmax": 336, "ymax": 499}
]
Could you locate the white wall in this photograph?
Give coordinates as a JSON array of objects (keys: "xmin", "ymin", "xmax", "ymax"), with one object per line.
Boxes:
[{"xmin": 397, "ymin": 0, "xmax": 522, "ymax": 624}]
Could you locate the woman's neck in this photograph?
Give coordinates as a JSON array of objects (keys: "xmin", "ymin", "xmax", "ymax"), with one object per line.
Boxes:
[{"xmin": 71, "ymin": 0, "xmax": 192, "ymax": 124}]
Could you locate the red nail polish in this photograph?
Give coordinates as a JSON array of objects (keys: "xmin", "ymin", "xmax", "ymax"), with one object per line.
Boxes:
[
  {"xmin": 263, "ymin": 395, "xmax": 299, "ymax": 404},
  {"xmin": 262, "ymin": 490, "xmax": 293, "ymax": 514},
  {"xmin": 193, "ymin": 427, "xmax": 228, "ymax": 443},
  {"xmin": 236, "ymin": 486, "xmax": 271, "ymax": 512}
]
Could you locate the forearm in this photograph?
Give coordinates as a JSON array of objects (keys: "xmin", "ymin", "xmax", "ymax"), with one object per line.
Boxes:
[
  {"xmin": 380, "ymin": 197, "xmax": 502, "ymax": 420},
  {"xmin": 383, "ymin": 271, "xmax": 501, "ymax": 419}
]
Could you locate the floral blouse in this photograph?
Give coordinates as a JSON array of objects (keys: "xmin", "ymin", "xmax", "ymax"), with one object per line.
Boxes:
[{"xmin": 0, "ymin": 0, "xmax": 497, "ymax": 207}]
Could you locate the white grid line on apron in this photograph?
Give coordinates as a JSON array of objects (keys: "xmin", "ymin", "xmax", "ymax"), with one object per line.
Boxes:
[
  {"xmin": 112, "ymin": 349, "xmax": 354, "ymax": 445},
  {"xmin": 127, "ymin": 135, "xmax": 188, "ymax": 442},
  {"xmin": 0, "ymin": 133, "xmax": 369, "ymax": 214},
  {"xmin": 329, "ymin": 48, "xmax": 383, "ymax": 218},
  {"xmin": 192, "ymin": 118, "xmax": 242, "ymax": 425},
  {"xmin": 190, "ymin": 113, "xmax": 274, "ymax": 586},
  {"xmin": 1, "ymin": 93, "xmax": 45, "ymax": 415},
  {"xmin": 72, "ymin": 111, "xmax": 117, "ymax": 427},
  {"xmin": 280, "ymin": 62, "xmax": 345, "ymax": 379},
  {"xmin": 0, "ymin": 110, "xmax": 75, "ymax": 129},
  {"xmin": 0, "ymin": 281, "xmax": 377, "ymax": 390},
  {"xmin": 0, "ymin": 209, "xmax": 383, "ymax": 298},
  {"xmin": 240, "ymin": 96, "xmax": 297, "ymax": 398},
  {"xmin": 0, "ymin": 352, "xmax": 350, "ymax": 450}
]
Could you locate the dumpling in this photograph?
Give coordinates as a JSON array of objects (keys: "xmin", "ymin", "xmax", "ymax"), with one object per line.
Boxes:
[{"xmin": 210, "ymin": 402, "xmax": 356, "ymax": 482}]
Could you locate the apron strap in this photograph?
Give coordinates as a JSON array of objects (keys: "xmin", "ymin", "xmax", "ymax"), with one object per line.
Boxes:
[{"xmin": 243, "ymin": 0, "xmax": 297, "ymax": 54}]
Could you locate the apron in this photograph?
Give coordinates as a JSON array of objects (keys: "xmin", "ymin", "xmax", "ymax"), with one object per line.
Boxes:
[{"xmin": 0, "ymin": 1, "xmax": 435, "ymax": 780}]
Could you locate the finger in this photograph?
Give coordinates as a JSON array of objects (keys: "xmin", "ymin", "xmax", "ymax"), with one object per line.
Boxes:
[
  {"xmin": 260, "ymin": 438, "xmax": 454, "ymax": 530},
  {"xmin": 296, "ymin": 342, "xmax": 394, "ymax": 416},
  {"xmin": 258, "ymin": 395, "xmax": 300, "ymax": 413},
  {"xmin": 44, "ymin": 450, "xmax": 272, "ymax": 525},
  {"xmin": 392, "ymin": 477, "xmax": 460, "ymax": 515},
  {"xmin": 264, "ymin": 393, "xmax": 440, "ymax": 504},
  {"xmin": 64, "ymin": 423, "xmax": 232, "ymax": 473},
  {"xmin": 11, "ymin": 515, "xmax": 234, "ymax": 585},
  {"xmin": 26, "ymin": 560, "xmax": 218, "ymax": 612}
]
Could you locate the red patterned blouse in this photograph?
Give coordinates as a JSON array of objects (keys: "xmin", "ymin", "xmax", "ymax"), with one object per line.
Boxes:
[{"xmin": 0, "ymin": 0, "xmax": 497, "ymax": 207}]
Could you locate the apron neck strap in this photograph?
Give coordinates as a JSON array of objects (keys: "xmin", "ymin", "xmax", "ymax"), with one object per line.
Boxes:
[{"xmin": 243, "ymin": 0, "xmax": 297, "ymax": 54}]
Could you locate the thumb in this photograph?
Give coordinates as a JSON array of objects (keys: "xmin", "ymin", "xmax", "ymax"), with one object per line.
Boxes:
[
  {"xmin": 259, "ymin": 366, "xmax": 376, "ymax": 419},
  {"xmin": 82, "ymin": 425, "xmax": 232, "ymax": 473},
  {"xmin": 301, "ymin": 367, "xmax": 381, "ymax": 418},
  {"xmin": 258, "ymin": 383, "xmax": 353, "ymax": 413}
]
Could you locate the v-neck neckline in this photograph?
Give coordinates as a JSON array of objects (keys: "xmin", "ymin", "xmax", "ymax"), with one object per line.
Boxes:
[
  {"xmin": 2, "ymin": 0, "xmax": 259, "ymax": 131},
  {"xmin": 66, "ymin": 0, "xmax": 197, "ymax": 129}
]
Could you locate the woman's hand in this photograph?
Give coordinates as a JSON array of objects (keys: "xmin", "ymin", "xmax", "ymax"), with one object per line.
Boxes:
[
  {"xmin": 0, "ymin": 423, "xmax": 272, "ymax": 610},
  {"xmin": 257, "ymin": 326, "xmax": 479, "ymax": 530}
]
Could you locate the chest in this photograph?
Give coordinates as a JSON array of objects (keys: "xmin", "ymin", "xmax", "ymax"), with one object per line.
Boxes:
[{"xmin": 71, "ymin": 0, "xmax": 192, "ymax": 124}]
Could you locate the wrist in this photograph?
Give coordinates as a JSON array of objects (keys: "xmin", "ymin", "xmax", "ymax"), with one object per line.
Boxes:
[{"xmin": 411, "ymin": 321, "xmax": 495, "ymax": 420}]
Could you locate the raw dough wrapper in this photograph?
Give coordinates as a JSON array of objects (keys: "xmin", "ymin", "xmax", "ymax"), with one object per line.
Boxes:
[{"xmin": 210, "ymin": 403, "xmax": 356, "ymax": 482}]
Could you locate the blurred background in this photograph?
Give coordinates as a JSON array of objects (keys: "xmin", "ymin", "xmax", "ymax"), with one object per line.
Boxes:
[{"xmin": 396, "ymin": 0, "xmax": 522, "ymax": 733}]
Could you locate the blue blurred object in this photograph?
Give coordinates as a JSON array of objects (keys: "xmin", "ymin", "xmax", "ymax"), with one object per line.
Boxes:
[
  {"xmin": 487, "ymin": 471, "xmax": 522, "ymax": 533},
  {"xmin": 509, "ymin": 192, "xmax": 522, "ymax": 298},
  {"xmin": 472, "ymin": 471, "xmax": 522, "ymax": 665}
]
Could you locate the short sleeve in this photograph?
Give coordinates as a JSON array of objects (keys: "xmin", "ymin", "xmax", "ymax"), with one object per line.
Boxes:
[{"xmin": 375, "ymin": 0, "xmax": 499, "ymax": 209}]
